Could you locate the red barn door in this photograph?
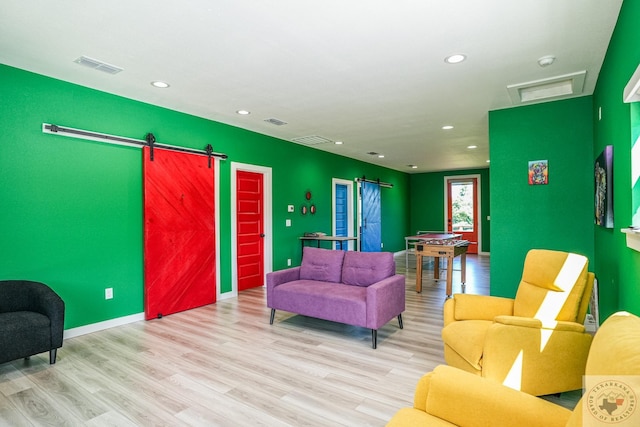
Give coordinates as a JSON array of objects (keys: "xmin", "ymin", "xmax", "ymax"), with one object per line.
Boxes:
[{"xmin": 143, "ymin": 146, "xmax": 216, "ymax": 320}]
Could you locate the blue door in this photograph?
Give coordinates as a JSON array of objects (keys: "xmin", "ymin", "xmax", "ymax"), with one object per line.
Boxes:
[
  {"xmin": 335, "ymin": 183, "xmax": 348, "ymax": 250},
  {"xmin": 361, "ymin": 181, "xmax": 381, "ymax": 252}
]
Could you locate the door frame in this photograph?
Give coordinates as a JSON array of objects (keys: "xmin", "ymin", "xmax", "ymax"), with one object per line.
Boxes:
[
  {"xmin": 332, "ymin": 178, "xmax": 355, "ymax": 250},
  {"xmin": 443, "ymin": 173, "xmax": 483, "ymax": 254},
  {"xmin": 231, "ymin": 162, "xmax": 273, "ymax": 298}
]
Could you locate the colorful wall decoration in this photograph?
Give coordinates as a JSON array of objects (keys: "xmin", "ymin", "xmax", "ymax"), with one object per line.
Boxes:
[{"xmin": 528, "ymin": 160, "xmax": 548, "ymax": 185}]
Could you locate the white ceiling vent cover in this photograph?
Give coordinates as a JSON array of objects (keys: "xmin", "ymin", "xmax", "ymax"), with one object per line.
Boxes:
[
  {"xmin": 507, "ymin": 71, "xmax": 586, "ymax": 104},
  {"xmin": 291, "ymin": 135, "xmax": 333, "ymax": 145},
  {"xmin": 74, "ymin": 56, "xmax": 123, "ymax": 74},
  {"xmin": 264, "ymin": 118, "xmax": 288, "ymax": 126}
]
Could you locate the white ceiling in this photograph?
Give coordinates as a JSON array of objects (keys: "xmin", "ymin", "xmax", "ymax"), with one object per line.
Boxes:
[{"xmin": 0, "ymin": 0, "xmax": 623, "ymax": 173}]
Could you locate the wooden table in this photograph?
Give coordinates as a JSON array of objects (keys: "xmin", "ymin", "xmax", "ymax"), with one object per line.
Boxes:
[
  {"xmin": 300, "ymin": 235, "xmax": 357, "ymax": 252},
  {"xmin": 414, "ymin": 239, "xmax": 469, "ymax": 297}
]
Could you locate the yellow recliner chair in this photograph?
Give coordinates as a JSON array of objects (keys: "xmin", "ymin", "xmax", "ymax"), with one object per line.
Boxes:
[
  {"xmin": 387, "ymin": 311, "xmax": 640, "ymax": 426},
  {"xmin": 441, "ymin": 249, "xmax": 594, "ymax": 396}
]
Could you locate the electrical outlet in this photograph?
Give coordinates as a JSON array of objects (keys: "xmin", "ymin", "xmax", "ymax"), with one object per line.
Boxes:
[
  {"xmin": 105, "ymin": 288, "xmax": 113, "ymax": 300},
  {"xmin": 287, "ymin": 258, "xmax": 292, "ymax": 266},
  {"xmin": 286, "ymin": 219, "xmax": 291, "ymax": 227},
  {"xmin": 287, "ymin": 205, "xmax": 294, "ymax": 212}
]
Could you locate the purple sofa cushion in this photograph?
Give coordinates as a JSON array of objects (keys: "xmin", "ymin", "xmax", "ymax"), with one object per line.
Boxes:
[
  {"xmin": 299, "ymin": 247, "xmax": 346, "ymax": 283},
  {"xmin": 273, "ymin": 280, "xmax": 368, "ymax": 327},
  {"xmin": 342, "ymin": 251, "xmax": 395, "ymax": 287}
]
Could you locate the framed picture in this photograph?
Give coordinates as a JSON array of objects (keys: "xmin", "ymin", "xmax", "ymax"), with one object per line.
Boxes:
[
  {"xmin": 528, "ymin": 160, "xmax": 548, "ymax": 185},
  {"xmin": 595, "ymin": 145, "xmax": 614, "ymax": 228}
]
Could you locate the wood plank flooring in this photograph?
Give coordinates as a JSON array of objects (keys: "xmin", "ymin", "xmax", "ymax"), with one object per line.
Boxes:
[{"xmin": 0, "ymin": 254, "xmax": 521, "ymax": 426}]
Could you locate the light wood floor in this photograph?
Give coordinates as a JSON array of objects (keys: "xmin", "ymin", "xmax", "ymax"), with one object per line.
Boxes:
[{"xmin": 0, "ymin": 253, "xmax": 555, "ymax": 426}]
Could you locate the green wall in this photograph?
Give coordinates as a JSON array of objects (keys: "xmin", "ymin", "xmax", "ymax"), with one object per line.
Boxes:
[
  {"xmin": 489, "ymin": 97, "xmax": 595, "ymax": 299},
  {"xmin": 409, "ymin": 168, "xmax": 490, "ymax": 253},
  {"xmin": 0, "ymin": 64, "xmax": 410, "ymax": 329},
  {"xmin": 591, "ymin": 0, "xmax": 640, "ymax": 320}
]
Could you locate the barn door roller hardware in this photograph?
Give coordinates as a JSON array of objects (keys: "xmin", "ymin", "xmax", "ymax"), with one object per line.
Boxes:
[
  {"xmin": 356, "ymin": 175, "xmax": 393, "ymax": 188},
  {"xmin": 43, "ymin": 124, "xmax": 227, "ymax": 168}
]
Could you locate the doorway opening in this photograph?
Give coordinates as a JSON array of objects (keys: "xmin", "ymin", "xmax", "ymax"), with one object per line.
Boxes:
[{"xmin": 445, "ymin": 175, "xmax": 480, "ymax": 254}]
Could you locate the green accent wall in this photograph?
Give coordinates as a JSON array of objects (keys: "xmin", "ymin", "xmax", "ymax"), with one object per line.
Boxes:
[
  {"xmin": 591, "ymin": 0, "xmax": 640, "ymax": 320},
  {"xmin": 409, "ymin": 168, "xmax": 490, "ymax": 253},
  {"xmin": 489, "ymin": 97, "xmax": 595, "ymax": 299},
  {"xmin": 0, "ymin": 64, "xmax": 410, "ymax": 329}
]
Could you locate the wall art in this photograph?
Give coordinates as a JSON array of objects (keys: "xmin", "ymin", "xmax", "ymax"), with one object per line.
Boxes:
[
  {"xmin": 595, "ymin": 145, "xmax": 614, "ymax": 228},
  {"xmin": 528, "ymin": 160, "xmax": 548, "ymax": 185}
]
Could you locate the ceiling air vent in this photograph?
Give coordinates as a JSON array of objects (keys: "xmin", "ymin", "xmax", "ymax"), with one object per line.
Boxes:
[
  {"xmin": 507, "ymin": 71, "xmax": 586, "ymax": 105},
  {"xmin": 264, "ymin": 117, "xmax": 288, "ymax": 126},
  {"xmin": 74, "ymin": 56, "xmax": 123, "ymax": 75},
  {"xmin": 291, "ymin": 135, "xmax": 333, "ymax": 145}
]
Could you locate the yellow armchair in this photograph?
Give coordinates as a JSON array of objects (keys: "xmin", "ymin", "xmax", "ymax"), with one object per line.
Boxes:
[
  {"xmin": 388, "ymin": 311, "xmax": 640, "ymax": 426},
  {"xmin": 441, "ymin": 249, "xmax": 595, "ymax": 396}
]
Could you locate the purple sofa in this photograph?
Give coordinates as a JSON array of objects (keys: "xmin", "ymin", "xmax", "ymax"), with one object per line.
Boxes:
[{"xmin": 266, "ymin": 247, "xmax": 405, "ymax": 348}]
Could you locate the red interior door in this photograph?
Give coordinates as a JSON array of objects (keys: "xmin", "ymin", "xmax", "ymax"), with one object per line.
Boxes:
[
  {"xmin": 447, "ymin": 177, "xmax": 478, "ymax": 254},
  {"xmin": 143, "ymin": 147, "xmax": 216, "ymax": 320},
  {"xmin": 236, "ymin": 170, "xmax": 264, "ymax": 291}
]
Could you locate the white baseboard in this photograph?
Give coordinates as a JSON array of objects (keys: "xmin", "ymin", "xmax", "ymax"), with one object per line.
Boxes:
[
  {"xmin": 63, "ymin": 312, "xmax": 145, "ymax": 339},
  {"xmin": 218, "ymin": 291, "xmax": 236, "ymax": 301},
  {"xmin": 63, "ymin": 292, "xmax": 238, "ymax": 339}
]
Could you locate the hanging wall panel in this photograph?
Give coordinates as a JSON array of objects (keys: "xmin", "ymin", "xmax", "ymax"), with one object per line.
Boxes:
[
  {"xmin": 361, "ymin": 181, "xmax": 382, "ymax": 252},
  {"xmin": 143, "ymin": 146, "xmax": 216, "ymax": 320}
]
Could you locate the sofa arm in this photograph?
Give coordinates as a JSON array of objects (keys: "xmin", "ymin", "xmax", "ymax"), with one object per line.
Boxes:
[
  {"xmin": 0, "ymin": 281, "xmax": 65, "ymax": 348},
  {"xmin": 422, "ymin": 365, "xmax": 570, "ymax": 427},
  {"xmin": 34, "ymin": 284, "xmax": 65, "ymax": 348},
  {"xmin": 366, "ymin": 274, "xmax": 405, "ymax": 329},
  {"xmin": 494, "ymin": 315, "xmax": 586, "ymax": 333},
  {"xmin": 443, "ymin": 293, "xmax": 514, "ymax": 326},
  {"xmin": 266, "ymin": 267, "xmax": 301, "ymax": 306},
  {"xmin": 482, "ymin": 318, "xmax": 592, "ymax": 395}
]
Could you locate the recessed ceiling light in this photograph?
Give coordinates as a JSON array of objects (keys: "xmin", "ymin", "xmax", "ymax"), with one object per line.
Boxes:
[
  {"xmin": 236, "ymin": 110, "xmax": 250, "ymax": 115},
  {"xmin": 334, "ymin": 141, "xmax": 343, "ymax": 145},
  {"xmin": 442, "ymin": 125, "xmax": 454, "ymax": 130},
  {"xmin": 445, "ymin": 54, "xmax": 466, "ymax": 64},
  {"xmin": 486, "ymin": 160, "xmax": 491, "ymax": 163},
  {"xmin": 151, "ymin": 81, "xmax": 170, "ymax": 88},
  {"xmin": 378, "ymin": 154, "xmax": 385, "ymax": 158},
  {"xmin": 537, "ymin": 55, "xmax": 556, "ymax": 67},
  {"xmin": 408, "ymin": 165, "xmax": 418, "ymax": 169},
  {"xmin": 467, "ymin": 145, "xmax": 477, "ymax": 149}
]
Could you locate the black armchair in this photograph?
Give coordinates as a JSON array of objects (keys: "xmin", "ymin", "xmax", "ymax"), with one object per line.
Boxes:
[{"xmin": 0, "ymin": 280, "xmax": 65, "ymax": 364}]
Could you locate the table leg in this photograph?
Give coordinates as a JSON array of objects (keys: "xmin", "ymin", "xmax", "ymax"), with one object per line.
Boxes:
[
  {"xmin": 461, "ymin": 252, "xmax": 467, "ymax": 294},
  {"xmin": 416, "ymin": 254, "xmax": 423, "ymax": 293},
  {"xmin": 434, "ymin": 256, "xmax": 440, "ymax": 279},
  {"xmin": 446, "ymin": 255, "xmax": 453, "ymax": 297},
  {"xmin": 405, "ymin": 239, "xmax": 410, "ymax": 269}
]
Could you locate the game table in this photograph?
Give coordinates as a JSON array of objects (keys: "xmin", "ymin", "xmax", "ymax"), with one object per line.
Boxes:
[
  {"xmin": 412, "ymin": 236, "xmax": 469, "ymax": 297},
  {"xmin": 405, "ymin": 232, "xmax": 461, "ymax": 269}
]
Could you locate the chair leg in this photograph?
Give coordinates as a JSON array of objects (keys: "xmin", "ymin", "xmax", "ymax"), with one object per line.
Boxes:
[
  {"xmin": 397, "ymin": 313, "xmax": 404, "ymax": 329},
  {"xmin": 269, "ymin": 308, "xmax": 275, "ymax": 325},
  {"xmin": 372, "ymin": 330, "xmax": 377, "ymax": 349},
  {"xmin": 49, "ymin": 349, "xmax": 57, "ymax": 364}
]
